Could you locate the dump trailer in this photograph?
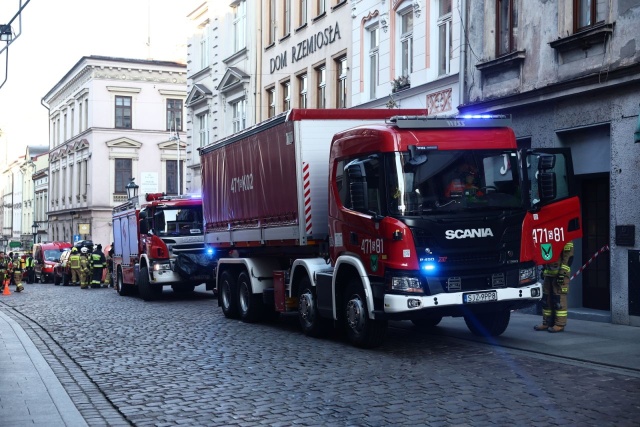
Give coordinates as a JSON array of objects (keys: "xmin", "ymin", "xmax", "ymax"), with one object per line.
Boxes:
[
  {"xmin": 200, "ymin": 109, "xmax": 582, "ymax": 348},
  {"xmin": 112, "ymin": 193, "xmax": 216, "ymax": 301}
]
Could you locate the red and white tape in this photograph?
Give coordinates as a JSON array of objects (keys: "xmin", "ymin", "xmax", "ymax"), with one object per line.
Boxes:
[{"xmin": 570, "ymin": 245, "xmax": 609, "ymax": 281}]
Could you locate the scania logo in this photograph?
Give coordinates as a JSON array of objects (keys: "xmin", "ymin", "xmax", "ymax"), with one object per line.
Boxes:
[{"xmin": 445, "ymin": 228, "xmax": 494, "ymax": 239}]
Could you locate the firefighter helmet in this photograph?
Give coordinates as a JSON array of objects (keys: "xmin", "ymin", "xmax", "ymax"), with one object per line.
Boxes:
[
  {"xmin": 81, "ymin": 247, "xmax": 88, "ymax": 254},
  {"xmin": 72, "ymin": 247, "xmax": 78, "ymax": 252}
]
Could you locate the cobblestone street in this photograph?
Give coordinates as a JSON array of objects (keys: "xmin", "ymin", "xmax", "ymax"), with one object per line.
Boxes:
[{"xmin": 2, "ymin": 283, "xmax": 640, "ymax": 426}]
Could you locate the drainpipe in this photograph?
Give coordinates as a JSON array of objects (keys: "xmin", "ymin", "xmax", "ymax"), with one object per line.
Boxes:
[{"xmin": 458, "ymin": 0, "xmax": 467, "ymax": 111}]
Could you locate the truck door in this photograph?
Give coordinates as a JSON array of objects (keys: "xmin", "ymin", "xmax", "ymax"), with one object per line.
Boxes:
[{"xmin": 520, "ymin": 148, "xmax": 583, "ymax": 264}]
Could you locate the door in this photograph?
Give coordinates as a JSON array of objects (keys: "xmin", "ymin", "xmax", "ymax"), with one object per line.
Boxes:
[{"xmin": 580, "ymin": 173, "xmax": 610, "ymax": 310}]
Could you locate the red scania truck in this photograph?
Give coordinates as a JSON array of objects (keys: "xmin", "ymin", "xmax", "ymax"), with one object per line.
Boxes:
[
  {"xmin": 199, "ymin": 109, "xmax": 582, "ymax": 348},
  {"xmin": 112, "ymin": 192, "xmax": 215, "ymax": 301}
]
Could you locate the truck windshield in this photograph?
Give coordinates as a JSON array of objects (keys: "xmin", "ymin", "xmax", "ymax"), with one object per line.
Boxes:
[
  {"xmin": 386, "ymin": 150, "xmax": 523, "ymax": 215},
  {"xmin": 44, "ymin": 249, "xmax": 64, "ymax": 262},
  {"xmin": 153, "ymin": 206, "xmax": 204, "ymax": 237}
]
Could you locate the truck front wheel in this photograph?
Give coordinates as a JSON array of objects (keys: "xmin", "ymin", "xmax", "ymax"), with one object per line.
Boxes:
[
  {"xmin": 464, "ymin": 310, "xmax": 510, "ymax": 337},
  {"xmin": 298, "ymin": 277, "xmax": 330, "ymax": 337},
  {"xmin": 343, "ymin": 281, "xmax": 387, "ymax": 348},
  {"xmin": 117, "ymin": 269, "xmax": 133, "ymax": 296},
  {"xmin": 137, "ymin": 267, "xmax": 162, "ymax": 301},
  {"xmin": 220, "ymin": 270, "xmax": 239, "ymax": 319},
  {"xmin": 238, "ymin": 272, "xmax": 263, "ymax": 323}
]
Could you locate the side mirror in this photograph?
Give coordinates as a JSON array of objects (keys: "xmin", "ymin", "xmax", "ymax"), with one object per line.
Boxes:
[
  {"xmin": 139, "ymin": 219, "xmax": 149, "ymax": 234},
  {"xmin": 538, "ymin": 154, "xmax": 555, "ymax": 171}
]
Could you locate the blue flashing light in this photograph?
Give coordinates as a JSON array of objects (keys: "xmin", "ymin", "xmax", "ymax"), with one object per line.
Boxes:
[
  {"xmin": 420, "ymin": 262, "xmax": 438, "ymax": 274},
  {"xmin": 206, "ymin": 247, "xmax": 215, "ymax": 257}
]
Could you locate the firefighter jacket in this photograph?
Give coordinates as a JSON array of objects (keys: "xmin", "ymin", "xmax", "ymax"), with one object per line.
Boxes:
[
  {"xmin": 26, "ymin": 256, "xmax": 34, "ymax": 268},
  {"xmin": 69, "ymin": 253, "xmax": 81, "ymax": 269},
  {"xmin": 543, "ymin": 241, "xmax": 575, "ymax": 280},
  {"xmin": 80, "ymin": 254, "xmax": 90, "ymax": 273},
  {"xmin": 90, "ymin": 251, "xmax": 106, "ymax": 268}
]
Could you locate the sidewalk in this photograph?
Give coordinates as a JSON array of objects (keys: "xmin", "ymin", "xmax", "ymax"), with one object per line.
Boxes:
[{"xmin": 0, "ymin": 309, "xmax": 88, "ymax": 427}]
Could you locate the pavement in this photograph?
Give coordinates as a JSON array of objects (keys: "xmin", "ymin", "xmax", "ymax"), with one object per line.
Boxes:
[{"xmin": 1, "ymin": 300, "xmax": 639, "ymax": 427}]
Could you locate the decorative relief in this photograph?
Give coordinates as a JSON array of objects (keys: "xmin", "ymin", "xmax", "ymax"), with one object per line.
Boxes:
[{"xmin": 426, "ymin": 88, "xmax": 452, "ymax": 114}]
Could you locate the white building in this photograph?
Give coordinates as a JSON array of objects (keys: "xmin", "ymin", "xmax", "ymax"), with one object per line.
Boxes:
[{"xmin": 42, "ymin": 56, "xmax": 187, "ymax": 247}]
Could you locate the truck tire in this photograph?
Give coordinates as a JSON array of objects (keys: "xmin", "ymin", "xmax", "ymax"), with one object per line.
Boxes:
[
  {"xmin": 464, "ymin": 310, "xmax": 510, "ymax": 337},
  {"xmin": 138, "ymin": 267, "xmax": 162, "ymax": 301},
  {"xmin": 411, "ymin": 316, "xmax": 443, "ymax": 329},
  {"xmin": 171, "ymin": 284, "xmax": 195, "ymax": 294},
  {"xmin": 117, "ymin": 268, "xmax": 134, "ymax": 296},
  {"xmin": 219, "ymin": 270, "xmax": 239, "ymax": 319},
  {"xmin": 54, "ymin": 274, "xmax": 61, "ymax": 286},
  {"xmin": 298, "ymin": 276, "xmax": 330, "ymax": 337},
  {"xmin": 343, "ymin": 280, "xmax": 387, "ymax": 348},
  {"xmin": 62, "ymin": 273, "xmax": 70, "ymax": 286},
  {"xmin": 238, "ymin": 271, "xmax": 263, "ymax": 323}
]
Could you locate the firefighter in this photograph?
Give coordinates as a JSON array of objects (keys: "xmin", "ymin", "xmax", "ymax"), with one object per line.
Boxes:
[
  {"xmin": 9, "ymin": 252, "xmax": 25, "ymax": 292},
  {"xmin": 79, "ymin": 247, "xmax": 91, "ymax": 289},
  {"xmin": 25, "ymin": 253, "xmax": 35, "ymax": 283},
  {"xmin": 90, "ymin": 244, "xmax": 107, "ymax": 288},
  {"xmin": 534, "ymin": 241, "xmax": 574, "ymax": 333},
  {"xmin": 0, "ymin": 252, "xmax": 8, "ymax": 287},
  {"xmin": 69, "ymin": 247, "xmax": 82, "ymax": 286},
  {"xmin": 107, "ymin": 244, "xmax": 114, "ymax": 288}
]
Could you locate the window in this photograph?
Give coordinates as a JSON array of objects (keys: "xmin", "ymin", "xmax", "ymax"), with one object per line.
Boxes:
[
  {"xmin": 299, "ymin": 0, "xmax": 308, "ymax": 26},
  {"xmin": 267, "ymin": 88, "xmax": 276, "ymax": 117},
  {"xmin": 115, "ymin": 158, "xmax": 132, "ymax": 194},
  {"xmin": 574, "ymin": 0, "xmax": 605, "ymax": 32},
  {"xmin": 166, "ymin": 160, "xmax": 184, "ymax": 196},
  {"xmin": 115, "ymin": 96, "xmax": 132, "ymax": 129},
  {"xmin": 232, "ymin": 99, "xmax": 247, "ymax": 133},
  {"xmin": 336, "ymin": 156, "xmax": 382, "ymax": 214},
  {"xmin": 336, "ymin": 56, "xmax": 347, "ymax": 109},
  {"xmin": 167, "ymin": 99, "xmax": 183, "ymax": 131},
  {"xmin": 369, "ymin": 26, "xmax": 379, "ymax": 99},
  {"xmin": 400, "ymin": 10, "xmax": 413, "ymax": 77},
  {"xmin": 63, "ymin": 112, "xmax": 68, "ymax": 141},
  {"xmin": 497, "ymin": 0, "xmax": 518, "ymax": 56},
  {"xmin": 268, "ymin": 0, "xmax": 276, "ymax": 44},
  {"xmin": 283, "ymin": 0, "xmax": 291, "ymax": 36},
  {"xmin": 317, "ymin": 0, "xmax": 326, "ymax": 16},
  {"xmin": 71, "ymin": 107, "xmax": 75, "ymax": 137},
  {"xmin": 197, "ymin": 113, "xmax": 209, "ymax": 147},
  {"xmin": 233, "ymin": 1, "xmax": 246, "ymax": 51},
  {"xmin": 316, "ymin": 65, "xmax": 326, "ymax": 109},
  {"xmin": 298, "ymin": 74, "xmax": 308, "ymax": 108},
  {"xmin": 200, "ymin": 37, "xmax": 209, "ymax": 69},
  {"xmin": 78, "ymin": 103, "xmax": 83, "ymax": 132},
  {"xmin": 282, "ymin": 81, "xmax": 291, "ymax": 111},
  {"xmin": 84, "ymin": 98, "xmax": 88, "ymax": 130},
  {"xmin": 438, "ymin": 0, "xmax": 453, "ymax": 75}
]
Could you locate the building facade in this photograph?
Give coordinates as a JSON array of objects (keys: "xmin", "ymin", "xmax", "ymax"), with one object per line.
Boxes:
[
  {"xmin": 42, "ymin": 56, "xmax": 187, "ymax": 248},
  {"xmin": 461, "ymin": 0, "xmax": 640, "ymax": 326}
]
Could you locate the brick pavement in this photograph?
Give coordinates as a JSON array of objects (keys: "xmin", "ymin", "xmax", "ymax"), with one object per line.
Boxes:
[{"xmin": 1, "ymin": 283, "xmax": 640, "ymax": 426}]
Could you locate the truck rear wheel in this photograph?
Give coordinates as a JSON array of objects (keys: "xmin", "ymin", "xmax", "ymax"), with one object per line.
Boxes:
[
  {"xmin": 344, "ymin": 280, "xmax": 387, "ymax": 348},
  {"xmin": 298, "ymin": 277, "xmax": 330, "ymax": 337},
  {"xmin": 238, "ymin": 272, "xmax": 263, "ymax": 323},
  {"xmin": 464, "ymin": 310, "xmax": 510, "ymax": 337},
  {"xmin": 138, "ymin": 267, "xmax": 162, "ymax": 301},
  {"xmin": 220, "ymin": 270, "xmax": 239, "ymax": 319},
  {"xmin": 54, "ymin": 273, "xmax": 61, "ymax": 286},
  {"xmin": 117, "ymin": 269, "xmax": 133, "ymax": 296}
]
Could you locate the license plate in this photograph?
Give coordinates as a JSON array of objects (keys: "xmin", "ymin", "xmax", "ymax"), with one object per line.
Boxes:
[{"xmin": 463, "ymin": 291, "xmax": 497, "ymax": 304}]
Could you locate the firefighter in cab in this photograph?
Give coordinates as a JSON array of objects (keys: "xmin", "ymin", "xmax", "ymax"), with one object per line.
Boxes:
[
  {"xmin": 90, "ymin": 244, "xmax": 107, "ymax": 288},
  {"xmin": 79, "ymin": 247, "xmax": 91, "ymax": 289},
  {"xmin": 535, "ymin": 241, "xmax": 574, "ymax": 333},
  {"xmin": 69, "ymin": 247, "xmax": 82, "ymax": 286},
  {"xmin": 8, "ymin": 252, "xmax": 25, "ymax": 292}
]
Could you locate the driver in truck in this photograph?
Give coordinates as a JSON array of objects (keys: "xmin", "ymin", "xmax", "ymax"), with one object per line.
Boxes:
[{"xmin": 445, "ymin": 165, "xmax": 484, "ymax": 198}]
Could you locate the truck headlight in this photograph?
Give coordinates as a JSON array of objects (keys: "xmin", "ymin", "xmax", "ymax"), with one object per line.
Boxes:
[
  {"xmin": 153, "ymin": 263, "xmax": 171, "ymax": 271},
  {"xmin": 519, "ymin": 267, "xmax": 535, "ymax": 284},
  {"xmin": 390, "ymin": 276, "xmax": 423, "ymax": 294}
]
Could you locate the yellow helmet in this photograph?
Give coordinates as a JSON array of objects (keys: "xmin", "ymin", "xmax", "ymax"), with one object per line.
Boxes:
[{"xmin": 72, "ymin": 247, "xmax": 78, "ymax": 252}]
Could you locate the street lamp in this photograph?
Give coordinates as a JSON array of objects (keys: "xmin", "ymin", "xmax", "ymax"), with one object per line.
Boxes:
[
  {"xmin": 126, "ymin": 177, "xmax": 139, "ymax": 201},
  {"xmin": 69, "ymin": 211, "xmax": 77, "ymax": 243},
  {"xmin": 31, "ymin": 222, "xmax": 39, "ymax": 246},
  {"xmin": 0, "ymin": 25, "xmax": 13, "ymax": 42},
  {"xmin": 0, "ymin": 236, "xmax": 6, "ymax": 253}
]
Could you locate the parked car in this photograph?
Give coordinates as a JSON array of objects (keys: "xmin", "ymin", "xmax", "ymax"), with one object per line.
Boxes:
[
  {"xmin": 53, "ymin": 248, "xmax": 72, "ymax": 286},
  {"xmin": 33, "ymin": 242, "xmax": 72, "ymax": 283}
]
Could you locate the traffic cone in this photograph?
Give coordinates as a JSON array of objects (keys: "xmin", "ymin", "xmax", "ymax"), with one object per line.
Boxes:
[{"xmin": 2, "ymin": 279, "xmax": 11, "ymax": 296}]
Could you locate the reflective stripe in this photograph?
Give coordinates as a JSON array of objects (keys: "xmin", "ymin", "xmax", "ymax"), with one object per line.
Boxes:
[
  {"xmin": 561, "ymin": 265, "xmax": 571, "ymax": 272},
  {"xmin": 555, "ymin": 310, "xmax": 568, "ymax": 317},
  {"xmin": 542, "ymin": 309, "xmax": 553, "ymax": 316}
]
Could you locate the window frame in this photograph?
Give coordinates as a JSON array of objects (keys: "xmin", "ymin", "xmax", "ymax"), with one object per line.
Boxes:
[
  {"xmin": 166, "ymin": 159, "xmax": 184, "ymax": 196},
  {"xmin": 267, "ymin": 87, "xmax": 276, "ymax": 117},
  {"xmin": 282, "ymin": 80, "xmax": 291, "ymax": 111},
  {"xmin": 231, "ymin": 98, "xmax": 247, "ymax": 133},
  {"xmin": 197, "ymin": 113, "xmax": 209, "ymax": 148},
  {"xmin": 368, "ymin": 25, "xmax": 380, "ymax": 100},
  {"xmin": 114, "ymin": 158, "xmax": 132, "ymax": 194},
  {"xmin": 166, "ymin": 99, "xmax": 183, "ymax": 132},
  {"xmin": 233, "ymin": 0, "xmax": 247, "ymax": 52},
  {"xmin": 316, "ymin": 65, "xmax": 326, "ymax": 109},
  {"xmin": 437, "ymin": 0, "xmax": 453, "ymax": 75},
  {"xmin": 496, "ymin": 0, "xmax": 518, "ymax": 56},
  {"xmin": 336, "ymin": 56, "xmax": 347, "ymax": 109},
  {"xmin": 114, "ymin": 95, "xmax": 132, "ymax": 129},
  {"xmin": 399, "ymin": 9, "xmax": 414, "ymax": 77},
  {"xmin": 298, "ymin": 73, "xmax": 308, "ymax": 108},
  {"xmin": 573, "ymin": 0, "xmax": 604, "ymax": 32}
]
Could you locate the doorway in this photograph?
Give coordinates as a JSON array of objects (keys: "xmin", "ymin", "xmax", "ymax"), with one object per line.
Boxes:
[{"xmin": 580, "ymin": 173, "xmax": 610, "ymax": 310}]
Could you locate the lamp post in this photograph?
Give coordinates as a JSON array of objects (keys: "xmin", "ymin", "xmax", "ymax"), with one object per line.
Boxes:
[
  {"xmin": 31, "ymin": 222, "xmax": 38, "ymax": 247},
  {"xmin": 0, "ymin": 236, "xmax": 6, "ymax": 253},
  {"xmin": 69, "ymin": 211, "xmax": 77, "ymax": 243},
  {"xmin": 126, "ymin": 177, "xmax": 139, "ymax": 201}
]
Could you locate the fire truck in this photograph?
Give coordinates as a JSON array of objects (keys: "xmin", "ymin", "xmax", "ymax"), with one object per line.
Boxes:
[
  {"xmin": 199, "ymin": 109, "xmax": 582, "ymax": 348},
  {"xmin": 112, "ymin": 193, "xmax": 215, "ymax": 301}
]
